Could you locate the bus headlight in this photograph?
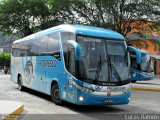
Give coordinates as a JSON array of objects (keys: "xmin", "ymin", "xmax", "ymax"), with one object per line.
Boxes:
[{"xmin": 79, "ymin": 96, "xmax": 84, "ymax": 101}]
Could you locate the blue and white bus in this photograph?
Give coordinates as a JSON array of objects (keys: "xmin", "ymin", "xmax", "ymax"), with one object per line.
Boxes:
[
  {"xmin": 11, "ymin": 24, "xmax": 131, "ymax": 105},
  {"xmin": 128, "ymin": 46, "xmax": 155, "ymax": 83}
]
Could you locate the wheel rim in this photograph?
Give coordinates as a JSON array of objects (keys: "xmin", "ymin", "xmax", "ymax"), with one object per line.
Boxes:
[{"xmin": 54, "ymin": 89, "xmax": 60, "ymax": 100}]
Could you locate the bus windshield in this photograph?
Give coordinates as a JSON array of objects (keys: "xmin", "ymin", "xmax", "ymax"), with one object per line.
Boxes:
[
  {"xmin": 77, "ymin": 36, "xmax": 130, "ymax": 85},
  {"xmin": 141, "ymin": 53, "xmax": 153, "ymax": 72}
]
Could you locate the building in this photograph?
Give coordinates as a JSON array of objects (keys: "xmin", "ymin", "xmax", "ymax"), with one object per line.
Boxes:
[
  {"xmin": 126, "ymin": 20, "xmax": 160, "ymax": 75},
  {"xmin": 0, "ymin": 32, "xmax": 18, "ymax": 53},
  {"xmin": 0, "ymin": 45, "xmax": 11, "ymax": 53}
]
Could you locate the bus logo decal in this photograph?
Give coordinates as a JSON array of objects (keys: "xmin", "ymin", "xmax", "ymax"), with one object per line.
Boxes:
[
  {"xmin": 95, "ymin": 85, "xmax": 103, "ymax": 91},
  {"xmin": 24, "ymin": 60, "xmax": 33, "ymax": 85},
  {"xmin": 38, "ymin": 60, "xmax": 57, "ymax": 67}
]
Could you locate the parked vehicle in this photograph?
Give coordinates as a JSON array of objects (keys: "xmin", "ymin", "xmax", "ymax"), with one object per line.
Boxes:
[
  {"xmin": 128, "ymin": 46, "xmax": 156, "ymax": 83},
  {"xmin": 11, "ymin": 24, "xmax": 131, "ymax": 105}
]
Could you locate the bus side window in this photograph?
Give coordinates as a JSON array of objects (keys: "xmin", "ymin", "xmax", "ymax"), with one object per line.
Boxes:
[
  {"xmin": 67, "ymin": 45, "xmax": 76, "ymax": 75},
  {"xmin": 47, "ymin": 33, "xmax": 60, "ymax": 60},
  {"xmin": 30, "ymin": 39, "xmax": 38, "ymax": 56},
  {"xmin": 37, "ymin": 37, "xmax": 47, "ymax": 56},
  {"xmin": 61, "ymin": 32, "xmax": 76, "ymax": 69}
]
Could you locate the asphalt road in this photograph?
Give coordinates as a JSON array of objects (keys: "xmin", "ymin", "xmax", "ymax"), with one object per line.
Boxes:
[{"xmin": 0, "ymin": 75, "xmax": 160, "ymax": 120}]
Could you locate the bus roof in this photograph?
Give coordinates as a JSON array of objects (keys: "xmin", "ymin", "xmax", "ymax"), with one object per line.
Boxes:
[
  {"xmin": 128, "ymin": 46, "xmax": 149, "ymax": 63},
  {"xmin": 14, "ymin": 24, "xmax": 124, "ymax": 44},
  {"xmin": 128, "ymin": 46, "xmax": 148, "ymax": 54}
]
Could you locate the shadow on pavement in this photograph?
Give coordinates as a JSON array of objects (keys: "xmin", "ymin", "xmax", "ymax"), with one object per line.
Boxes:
[
  {"xmin": 17, "ymin": 87, "xmax": 52, "ymax": 102},
  {"xmin": 62, "ymin": 103, "xmax": 125, "ymax": 113},
  {"xmin": 20, "ymin": 87, "xmax": 158, "ymax": 115},
  {"xmin": 22, "ymin": 87, "xmax": 125, "ymax": 113}
]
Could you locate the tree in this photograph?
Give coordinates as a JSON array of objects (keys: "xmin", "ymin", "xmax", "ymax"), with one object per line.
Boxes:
[
  {"xmin": 0, "ymin": 0, "xmax": 62, "ymax": 37},
  {"xmin": 47, "ymin": 0, "xmax": 86, "ymax": 24},
  {"xmin": 65, "ymin": 0, "xmax": 155, "ymax": 36},
  {"xmin": 67, "ymin": 0, "xmax": 160, "ymax": 47},
  {"xmin": 0, "ymin": 0, "xmax": 160, "ymax": 47},
  {"xmin": 0, "ymin": 52, "xmax": 11, "ymax": 68}
]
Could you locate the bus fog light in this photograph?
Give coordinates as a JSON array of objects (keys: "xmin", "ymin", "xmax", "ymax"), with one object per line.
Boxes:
[
  {"xmin": 79, "ymin": 96, "xmax": 84, "ymax": 101},
  {"xmin": 128, "ymin": 97, "xmax": 131, "ymax": 101},
  {"xmin": 133, "ymin": 73, "xmax": 136, "ymax": 77}
]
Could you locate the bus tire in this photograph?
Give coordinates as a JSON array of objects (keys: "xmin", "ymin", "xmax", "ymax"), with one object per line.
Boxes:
[
  {"xmin": 51, "ymin": 83, "xmax": 63, "ymax": 105},
  {"xmin": 18, "ymin": 75, "xmax": 25, "ymax": 91}
]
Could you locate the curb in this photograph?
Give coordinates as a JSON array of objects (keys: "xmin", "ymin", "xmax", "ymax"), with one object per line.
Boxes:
[
  {"xmin": 3, "ymin": 104, "xmax": 24, "ymax": 120},
  {"xmin": 132, "ymin": 87, "xmax": 160, "ymax": 92}
]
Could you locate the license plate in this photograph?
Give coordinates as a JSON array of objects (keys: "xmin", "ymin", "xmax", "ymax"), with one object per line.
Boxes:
[{"xmin": 104, "ymin": 99, "xmax": 113, "ymax": 103}]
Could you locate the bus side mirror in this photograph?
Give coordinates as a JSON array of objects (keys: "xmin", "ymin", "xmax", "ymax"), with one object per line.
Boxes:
[
  {"xmin": 150, "ymin": 56, "xmax": 158, "ymax": 63},
  {"xmin": 67, "ymin": 40, "xmax": 82, "ymax": 61}
]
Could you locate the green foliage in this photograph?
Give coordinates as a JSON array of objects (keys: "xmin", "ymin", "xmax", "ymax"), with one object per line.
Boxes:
[
  {"xmin": 0, "ymin": 52, "xmax": 11, "ymax": 68},
  {"xmin": 0, "ymin": 0, "xmax": 159, "ymax": 36},
  {"xmin": 47, "ymin": 0, "xmax": 85, "ymax": 24},
  {"xmin": 0, "ymin": 0, "xmax": 160, "ymax": 47},
  {"xmin": 0, "ymin": 0, "xmax": 62, "ymax": 37},
  {"xmin": 50, "ymin": 0, "xmax": 154, "ymax": 36},
  {"xmin": 126, "ymin": 39, "xmax": 160, "ymax": 49}
]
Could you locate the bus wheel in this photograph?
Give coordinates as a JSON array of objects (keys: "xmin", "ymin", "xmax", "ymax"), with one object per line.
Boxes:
[
  {"xmin": 131, "ymin": 80, "xmax": 137, "ymax": 83},
  {"xmin": 51, "ymin": 84, "xmax": 63, "ymax": 105},
  {"xmin": 18, "ymin": 76, "xmax": 25, "ymax": 91}
]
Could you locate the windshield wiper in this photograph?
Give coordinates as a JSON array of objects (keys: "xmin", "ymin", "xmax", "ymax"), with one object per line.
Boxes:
[
  {"xmin": 95, "ymin": 53, "xmax": 102, "ymax": 81},
  {"xmin": 108, "ymin": 56, "xmax": 122, "ymax": 84},
  {"xmin": 124, "ymin": 51, "xmax": 128, "ymax": 66}
]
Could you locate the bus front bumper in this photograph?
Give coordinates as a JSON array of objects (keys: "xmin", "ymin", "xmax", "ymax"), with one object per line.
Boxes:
[
  {"xmin": 131, "ymin": 71, "xmax": 154, "ymax": 81},
  {"xmin": 75, "ymin": 91, "xmax": 131, "ymax": 105}
]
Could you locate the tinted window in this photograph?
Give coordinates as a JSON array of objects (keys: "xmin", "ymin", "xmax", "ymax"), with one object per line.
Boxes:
[
  {"xmin": 61, "ymin": 32, "xmax": 75, "ymax": 52},
  {"xmin": 68, "ymin": 44, "xmax": 76, "ymax": 75},
  {"xmin": 46, "ymin": 33, "xmax": 60, "ymax": 60},
  {"xmin": 30, "ymin": 39, "xmax": 38, "ymax": 56},
  {"xmin": 12, "ymin": 40, "xmax": 30, "ymax": 57},
  {"xmin": 61, "ymin": 32, "xmax": 75, "ymax": 67},
  {"xmin": 130, "ymin": 51, "xmax": 140, "ymax": 70},
  {"xmin": 12, "ymin": 32, "xmax": 60, "ymax": 59},
  {"xmin": 36, "ymin": 36, "xmax": 47, "ymax": 55},
  {"xmin": 46, "ymin": 33, "xmax": 59, "ymax": 53}
]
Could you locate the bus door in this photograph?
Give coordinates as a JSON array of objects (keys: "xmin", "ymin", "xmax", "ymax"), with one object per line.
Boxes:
[{"xmin": 64, "ymin": 44, "xmax": 77, "ymax": 102}]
